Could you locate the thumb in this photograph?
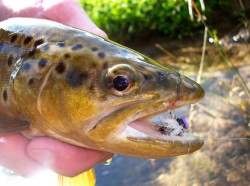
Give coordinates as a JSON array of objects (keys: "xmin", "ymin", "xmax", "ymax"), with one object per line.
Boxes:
[
  {"xmin": 42, "ymin": 0, "xmax": 107, "ymax": 38},
  {"xmin": 27, "ymin": 137, "xmax": 113, "ymax": 177}
]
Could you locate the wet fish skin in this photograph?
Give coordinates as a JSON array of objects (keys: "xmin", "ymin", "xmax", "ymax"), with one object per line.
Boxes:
[{"xmin": 0, "ymin": 18, "xmax": 204, "ymax": 158}]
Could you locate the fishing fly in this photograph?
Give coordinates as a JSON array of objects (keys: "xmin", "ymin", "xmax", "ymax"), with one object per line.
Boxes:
[{"xmin": 159, "ymin": 111, "xmax": 189, "ymax": 136}]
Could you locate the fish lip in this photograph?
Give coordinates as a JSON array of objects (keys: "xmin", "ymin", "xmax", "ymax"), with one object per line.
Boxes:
[
  {"xmin": 88, "ymin": 94, "xmax": 203, "ymax": 151},
  {"xmin": 122, "ymin": 99, "xmax": 204, "ymax": 146}
]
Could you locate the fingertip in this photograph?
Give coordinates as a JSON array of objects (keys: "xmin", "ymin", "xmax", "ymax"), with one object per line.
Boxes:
[
  {"xmin": 88, "ymin": 27, "xmax": 108, "ymax": 38},
  {"xmin": 27, "ymin": 137, "xmax": 113, "ymax": 177},
  {"xmin": 0, "ymin": 133, "xmax": 44, "ymax": 177},
  {"xmin": 42, "ymin": 0, "xmax": 108, "ymax": 38}
]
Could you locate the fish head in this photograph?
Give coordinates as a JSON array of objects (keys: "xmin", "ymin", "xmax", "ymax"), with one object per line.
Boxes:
[{"xmin": 34, "ymin": 33, "xmax": 204, "ymax": 158}]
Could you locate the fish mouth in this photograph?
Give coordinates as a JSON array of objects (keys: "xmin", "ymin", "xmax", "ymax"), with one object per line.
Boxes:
[
  {"xmin": 125, "ymin": 109, "xmax": 198, "ymax": 142},
  {"xmin": 124, "ymin": 103, "xmax": 199, "ymax": 141},
  {"xmin": 120, "ymin": 74, "xmax": 205, "ymax": 146},
  {"xmin": 120, "ymin": 99, "xmax": 204, "ymax": 155},
  {"xmin": 88, "ymin": 98, "xmax": 204, "ymax": 158}
]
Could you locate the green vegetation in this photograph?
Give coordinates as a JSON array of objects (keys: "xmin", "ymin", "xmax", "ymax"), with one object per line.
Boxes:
[{"xmin": 79, "ymin": 0, "xmax": 231, "ymax": 41}]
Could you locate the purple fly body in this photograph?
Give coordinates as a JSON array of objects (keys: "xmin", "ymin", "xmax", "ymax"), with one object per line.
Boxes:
[
  {"xmin": 181, "ymin": 116, "xmax": 189, "ymax": 129},
  {"xmin": 176, "ymin": 116, "xmax": 189, "ymax": 129}
]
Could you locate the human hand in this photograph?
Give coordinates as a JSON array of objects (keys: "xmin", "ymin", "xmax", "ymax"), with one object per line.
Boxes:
[
  {"xmin": 0, "ymin": 0, "xmax": 112, "ymax": 177},
  {"xmin": 0, "ymin": 0, "xmax": 107, "ymax": 37}
]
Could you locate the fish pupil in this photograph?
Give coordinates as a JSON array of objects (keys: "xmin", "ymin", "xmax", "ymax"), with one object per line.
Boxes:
[{"xmin": 113, "ymin": 76, "xmax": 129, "ymax": 91}]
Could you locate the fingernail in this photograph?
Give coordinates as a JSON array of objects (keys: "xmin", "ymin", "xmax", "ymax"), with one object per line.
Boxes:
[
  {"xmin": 28, "ymin": 149, "xmax": 55, "ymax": 167},
  {"xmin": 91, "ymin": 27, "xmax": 108, "ymax": 38},
  {"xmin": 98, "ymin": 154, "xmax": 114, "ymax": 165},
  {"xmin": 102, "ymin": 158, "xmax": 113, "ymax": 165}
]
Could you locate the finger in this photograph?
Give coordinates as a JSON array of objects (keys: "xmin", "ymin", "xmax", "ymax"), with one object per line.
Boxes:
[
  {"xmin": 0, "ymin": 0, "xmax": 43, "ymax": 19},
  {"xmin": 0, "ymin": 133, "xmax": 44, "ymax": 177},
  {"xmin": 27, "ymin": 137, "xmax": 113, "ymax": 177},
  {"xmin": 0, "ymin": 1, "xmax": 12, "ymax": 20},
  {"xmin": 41, "ymin": 0, "xmax": 107, "ymax": 38}
]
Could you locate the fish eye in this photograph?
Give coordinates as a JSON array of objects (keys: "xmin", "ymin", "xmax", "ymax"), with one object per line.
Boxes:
[
  {"xmin": 105, "ymin": 64, "xmax": 138, "ymax": 96},
  {"xmin": 113, "ymin": 76, "xmax": 129, "ymax": 91}
]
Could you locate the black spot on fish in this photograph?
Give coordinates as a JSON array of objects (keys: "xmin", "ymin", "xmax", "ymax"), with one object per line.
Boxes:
[
  {"xmin": 64, "ymin": 53, "xmax": 70, "ymax": 59},
  {"xmin": 143, "ymin": 74, "xmax": 152, "ymax": 81},
  {"xmin": 10, "ymin": 34, "xmax": 18, "ymax": 43},
  {"xmin": 2, "ymin": 89, "xmax": 7, "ymax": 102},
  {"xmin": 28, "ymin": 48, "xmax": 36, "ymax": 57},
  {"xmin": 66, "ymin": 70, "xmax": 87, "ymax": 87},
  {"xmin": 103, "ymin": 62, "xmax": 109, "ymax": 69},
  {"xmin": 23, "ymin": 36, "xmax": 33, "ymax": 45},
  {"xmin": 27, "ymin": 78, "xmax": 35, "ymax": 86},
  {"xmin": 22, "ymin": 62, "xmax": 31, "ymax": 70},
  {"xmin": 42, "ymin": 45, "xmax": 50, "ymax": 51},
  {"xmin": 55, "ymin": 62, "xmax": 66, "ymax": 74},
  {"xmin": 34, "ymin": 39, "xmax": 44, "ymax": 47},
  {"xmin": 98, "ymin": 52, "xmax": 105, "ymax": 58},
  {"xmin": 7, "ymin": 55, "xmax": 13, "ymax": 67},
  {"xmin": 38, "ymin": 59, "xmax": 47, "ymax": 68},
  {"xmin": 91, "ymin": 47, "xmax": 98, "ymax": 51},
  {"xmin": 89, "ymin": 84, "xmax": 95, "ymax": 92},
  {"xmin": 71, "ymin": 44, "xmax": 83, "ymax": 51},
  {"xmin": 91, "ymin": 63, "xmax": 97, "ymax": 69},
  {"xmin": 57, "ymin": 42, "xmax": 65, "ymax": 47}
]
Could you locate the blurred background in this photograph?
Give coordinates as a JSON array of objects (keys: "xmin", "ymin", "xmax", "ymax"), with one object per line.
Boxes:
[{"xmin": 1, "ymin": 0, "xmax": 250, "ymax": 185}]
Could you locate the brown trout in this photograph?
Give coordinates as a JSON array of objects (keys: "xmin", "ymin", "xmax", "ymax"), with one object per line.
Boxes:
[{"xmin": 0, "ymin": 18, "xmax": 204, "ymax": 159}]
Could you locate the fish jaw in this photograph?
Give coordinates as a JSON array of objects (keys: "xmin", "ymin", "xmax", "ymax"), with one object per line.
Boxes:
[
  {"xmin": 87, "ymin": 69, "xmax": 204, "ymax": 158},
  {"xmin": 87, "ymin": 98, "xmax": 203, "ymax": 158},
  {"xmin": 123, "ymin": 100, "xmax": 204, "ymax": 158}
]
